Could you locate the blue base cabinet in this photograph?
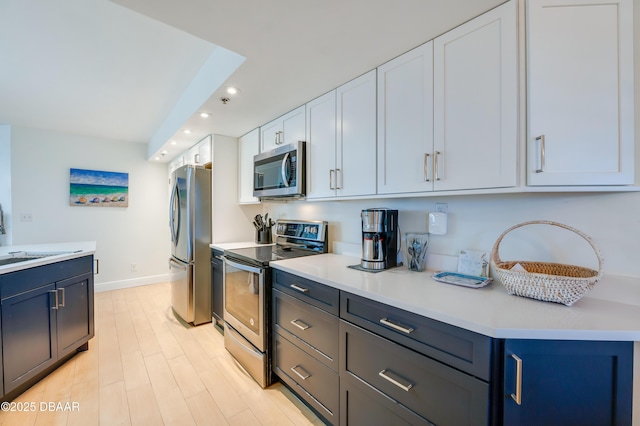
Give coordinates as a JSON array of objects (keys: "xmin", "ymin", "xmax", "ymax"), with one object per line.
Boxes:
[
  {"xmin": 503, "ymin": 339, "xmax": 633, "ymax": 426},
  {"xmin": 0, "ymin": 256, "xmax": 94, "ymax": 398},
  {"xmin": 271, "ymin": 270, "xmax": 635, "ymax": 425}
]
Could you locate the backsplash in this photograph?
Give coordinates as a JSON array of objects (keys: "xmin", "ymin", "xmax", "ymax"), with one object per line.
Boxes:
[{"xmin": 264, "ymin": 191, "xmax": 640, "ymax": 278}]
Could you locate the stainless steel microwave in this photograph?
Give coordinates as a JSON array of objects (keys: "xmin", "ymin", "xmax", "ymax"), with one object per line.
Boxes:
[{"xmin": 253, "ymin": 141, "xmax": 306, "ymax": 199}]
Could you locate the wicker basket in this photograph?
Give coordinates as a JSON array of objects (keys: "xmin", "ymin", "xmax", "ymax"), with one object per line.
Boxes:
[{"xmin": 491, "ymin": 221, "xmax": 604, "ymax": 306}]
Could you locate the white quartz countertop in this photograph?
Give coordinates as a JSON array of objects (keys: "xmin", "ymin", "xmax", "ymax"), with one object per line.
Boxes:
[
  {"xmin": 270, "ymin": 253, "xmax": 640, "ymax": 341},
  {"xmin": 0, "ymin": 242, "xmax": 96, "ymax": 275}
]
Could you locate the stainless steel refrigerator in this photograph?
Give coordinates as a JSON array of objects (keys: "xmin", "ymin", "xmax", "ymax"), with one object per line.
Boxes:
[{"xmin": 169, "ymin": 164, "xmax": 211, "ymax": 325}]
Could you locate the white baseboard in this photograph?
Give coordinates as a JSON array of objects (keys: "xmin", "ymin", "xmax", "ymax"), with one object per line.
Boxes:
[{"xmin": 95, "ymin": 273, "xmax": 171, "ymax": 293}]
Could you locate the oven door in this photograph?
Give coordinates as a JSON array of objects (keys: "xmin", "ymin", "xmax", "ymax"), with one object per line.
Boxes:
[{"xmin": 222, "ymin": 256, "xmax": 266, "ymax": 352}]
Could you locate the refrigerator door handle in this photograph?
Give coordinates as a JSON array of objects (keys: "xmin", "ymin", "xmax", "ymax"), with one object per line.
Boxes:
[
  {"xmin": 169, "ymin": 181, "xmax": 180, "ymax": 245},
  {"xmin": 169, "ymin": 257, "xmax": 188, "ymax": 270}
]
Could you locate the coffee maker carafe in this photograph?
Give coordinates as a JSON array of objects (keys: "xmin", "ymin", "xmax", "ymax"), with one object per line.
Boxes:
[{"xmin": 361, "ymin": 208, "xmax": 398, "ymax": 270}]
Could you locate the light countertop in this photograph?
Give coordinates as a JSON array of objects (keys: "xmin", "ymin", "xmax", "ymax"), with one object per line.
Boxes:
[
  {"xmin": 0, "ymin": 242, "xmax": 96, "ymax": 275},
  {"xmin": 270, "ymin": 253, "xmax": 640, "ymax": 341}
]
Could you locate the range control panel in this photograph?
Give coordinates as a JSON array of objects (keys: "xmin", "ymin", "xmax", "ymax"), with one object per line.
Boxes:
[{"xmin": 275, "ymin": 220, "xmax": 327, "ymax": 242}]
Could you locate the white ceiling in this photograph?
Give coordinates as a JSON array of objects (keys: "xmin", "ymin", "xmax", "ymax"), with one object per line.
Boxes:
[{"xmin": 0, "ymin": 0, "xmax": 505, "ymax": 162}]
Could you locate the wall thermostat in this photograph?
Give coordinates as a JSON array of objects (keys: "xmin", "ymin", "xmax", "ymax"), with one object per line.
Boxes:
[{"xmin": 428, "ymin": 212, "xmax": 447, "ymax": 235}]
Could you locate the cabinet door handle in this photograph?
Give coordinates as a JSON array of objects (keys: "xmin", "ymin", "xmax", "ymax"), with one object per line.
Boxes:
[
  {"xmin": 535, "ymin": 135, "xmax": 545, "ymax": 173},
  {"xmin": 290, "ymin": 365, "xmax": 311, "ymax": 380},
  {"xmin": 379, "ymin": 317, "xmax": 414, "ymax": 334},
  {"xmin": 510, "ymin": 354, "xmax": 523, "ymax": 405},
  {"xmin": 290, "ymin": 319, "xmax": 310, "ymax": 330},
  {"xmin": 335, "ymin": 168, "xmax": 342, "ymax": 189},
  {"xmin": 58, "ymin": 288, "xmax": 65, "ymax": 308},
  {"xmin": 329, "ymin": 169, "xmax": 335, "ymax": 190},
  {"xmin": 423, "ymin": 153, "xmax": 431, "ymax": 182},
  {"xmin": 378, "ymin": 369, "xmax": 413, "ymax": 392},
  {"xmin": 95, "ymin": 258, "xmax": 99, "ymax": 275},
  {"xmin": 290, "ymin": 284, "xmax": 309, "ymax": 293},
  {"xmin": 434, "ymin": 151, "xmax": 442, "ymax": 181},
  {"xmin": 50, "ymin": 290, "xmax": 59, "ymax": 310}
]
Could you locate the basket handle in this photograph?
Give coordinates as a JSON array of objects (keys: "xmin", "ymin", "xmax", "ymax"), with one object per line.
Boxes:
[{"xmin": 490, "ymin": 220, "xmax": 604, "ymax": 279}]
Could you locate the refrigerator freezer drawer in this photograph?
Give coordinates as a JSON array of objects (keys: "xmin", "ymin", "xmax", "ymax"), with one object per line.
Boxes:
[{"xmin": 170, "ymin": 257, "xmax": 193, "ymax": 323}]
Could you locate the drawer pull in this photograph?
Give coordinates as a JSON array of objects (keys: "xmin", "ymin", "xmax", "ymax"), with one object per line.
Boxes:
[
  {"xmin": 290, "ymin": 319, "xmax": 310, "ymax": 330},
  {"xmin": 511, "ymin": 354, "xmax": 523, "ymax": 405},
  {"xmin": 379, "ymin": 317, "xmax": 414, "ymax": 334},
  {"xmin": 290, "ymin": 284, "xmax": 309, "ymax": 293},
  {"xmin": 378, "ymin": 369, "xmax": 413, "ymax": 392},
  {"xmin": 290, "ymin": 365, "xmax": 311, "ymax": 380}
]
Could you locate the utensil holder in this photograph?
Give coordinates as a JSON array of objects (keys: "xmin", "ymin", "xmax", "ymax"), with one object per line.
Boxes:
[
  {"xmin": 256, "ymin": 229, "xmax": 272, "ymax": 244},
  {"xmin": 405, "ymin": 232, "xmax": 429, "ymax": 272}
]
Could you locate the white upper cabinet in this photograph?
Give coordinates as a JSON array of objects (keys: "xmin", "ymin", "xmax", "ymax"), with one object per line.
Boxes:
[
  {"xmin": 377, "ymin": 42, "xmax": 434, "ymax": 194},
  {"xmin": 238, "ymin": 128, "xmax": 260, "ymax": 204},
  {"xmin": 527, "ymin": 0, "xmax": 634, "ymax": 186},
  {"xmin": 433, "ymin": 0, "xmax": 517, "ymax": 191},
  {"xmin": 306, "ymin": 91, "xmax": 337, "ymax": 199},
  {"xmin": 306, "ymin": 70, "xmax": 377, "ymax": 199},
  {"xmin": 336, "ymin": 70, "xmax": 377, "ymax": 197},
  {"xmin": 260, "ymin": 105, "xmax": 306, "ymax": 152},
  {"xmin": 186, "ymin": 135, "xmax": 212, "ymax": 166}
]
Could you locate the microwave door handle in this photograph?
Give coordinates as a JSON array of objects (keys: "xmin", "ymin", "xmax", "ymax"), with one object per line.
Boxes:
[{"xmin": 281, "ymin": 152, "xmax": 291, "ymax": 187}]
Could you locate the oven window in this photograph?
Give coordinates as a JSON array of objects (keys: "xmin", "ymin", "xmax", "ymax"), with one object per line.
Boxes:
[{"xmin": 224, "ymin": 265, "xmax": 261, "ymax": 334}]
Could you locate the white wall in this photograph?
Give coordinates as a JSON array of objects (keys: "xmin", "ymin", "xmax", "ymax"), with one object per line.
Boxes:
[
  {"xmin": 0, "ymin": 125, "xmax": 11, "ymax": 247},
  {"xmin": 211, "ymin": 134, "xmax": 262, "ymax": 243},
  {"xmin": 264, "ymin": 191, "xmax": 640, "ymax": 277},
  {"xmin": 10, "ymin": 126, "xmax": 170, "ymax": 290}
]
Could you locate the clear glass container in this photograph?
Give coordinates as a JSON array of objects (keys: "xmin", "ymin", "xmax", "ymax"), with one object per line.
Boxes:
[{"xmin": 405, "ymin": 232, "xmax": 429, "ymax": 272}]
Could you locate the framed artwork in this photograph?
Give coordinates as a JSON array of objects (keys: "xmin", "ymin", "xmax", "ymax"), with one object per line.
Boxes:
[{"xmin": 69, "ymin": 168, "xmax": 129, "ymax": 207}]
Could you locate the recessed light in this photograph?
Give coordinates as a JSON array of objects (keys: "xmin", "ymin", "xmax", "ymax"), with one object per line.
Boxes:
[
  {"xmin": 161, "ymin": 150, "xmax": 168, "ymax": 155},
  {"xmin": 226, "ymin": 86, "xmax": 239, "ymax": 95},
  {"xmin": 170, "ymin": 141, "xmax": 177, "ymax": 145},
  {"xmin": 200, "ymin": 112, "xmax": 211, "ymax": 118},
  {"xmin": 183, "ymin": 129, "xmax": 191, "ymax": 134}
]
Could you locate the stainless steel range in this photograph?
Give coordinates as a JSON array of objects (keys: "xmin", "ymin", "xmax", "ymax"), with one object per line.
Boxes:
[{"xmin": 222, "ymin": 219, "xmax": 328, "ymax": 387}]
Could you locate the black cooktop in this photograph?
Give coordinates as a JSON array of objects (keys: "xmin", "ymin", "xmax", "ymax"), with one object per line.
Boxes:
[
  {"xmin": 224, "ymin": 219, "xmax": 328, "ymax": 267},
  {"xmin": 224, "ymin": 244, "xmax": 321, "ymax": 267}
]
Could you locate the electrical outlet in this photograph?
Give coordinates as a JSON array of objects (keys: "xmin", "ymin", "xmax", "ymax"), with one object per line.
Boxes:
[
  {"xmin": 435, "ymin": 203, "xmax": 448, "ymax": 214},
  {"xmin": 20, "ymin": 213, "xmax": 33, "ymax": 222},
  {"xmin": 130, "ymin": 263, "xmax": 137, "ymax": 272}
]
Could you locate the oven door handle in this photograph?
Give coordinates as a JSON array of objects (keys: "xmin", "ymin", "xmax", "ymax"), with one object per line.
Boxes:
[{"xmin": 222, "ymin": 256, "xmax": 264, "ymax": 275}]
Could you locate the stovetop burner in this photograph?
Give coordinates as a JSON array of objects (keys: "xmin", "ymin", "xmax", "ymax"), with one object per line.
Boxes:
[{"xmin": 223, "ymin": 219, "xmax": 328, "ymax": 267}]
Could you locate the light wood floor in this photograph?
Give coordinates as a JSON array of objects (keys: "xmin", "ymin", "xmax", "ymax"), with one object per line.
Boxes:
[{"xmin": 0, "ymin": 282, "xmax": 323, "ymax": 426}]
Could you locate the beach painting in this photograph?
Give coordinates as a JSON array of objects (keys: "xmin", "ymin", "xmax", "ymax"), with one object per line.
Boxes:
[{"xmin": 70, "ymin": 168, "xmax": 129, "ymax": 207}]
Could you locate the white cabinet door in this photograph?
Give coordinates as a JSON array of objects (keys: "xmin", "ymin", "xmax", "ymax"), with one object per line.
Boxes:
[
  {"xmin": 196, "ymin": 135, "xmax": 212, "ymax": 165},
  {"xmin": 238, "ymin": 129, "xmax": 260, "ymax": 204},
  {"xmin": 527, "ymin": 0, "xmax": 634, "ymax": 186},
  {"xmin": 433, "ymin": 0, "xmax": 517, "ymax": 191},
  {"xmin": 377, "ymin": 42, "xmax": 434, "ymax": 194},
  {"xmin": 337, "ymin": 70, "xmax": 377, "ymax": 197},
  {"xmin": 281, "ymin": 105, "xmax": 306, "ymax": 146},
  {"xmin": 260, "ymin": 118, "xmax": 281, "ymax": 152},
  {"xmin": 306, "ymin": 91, "xmax": 337, "ymax": 199},
  {"xmin": 260, "ymin": 105, "xmax": 307, "ymax": 152}
]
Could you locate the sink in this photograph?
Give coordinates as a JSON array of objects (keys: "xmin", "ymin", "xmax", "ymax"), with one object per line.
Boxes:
[{"xmin": 0, "ymin": 251, "xmax": 79, "ymax": 267}]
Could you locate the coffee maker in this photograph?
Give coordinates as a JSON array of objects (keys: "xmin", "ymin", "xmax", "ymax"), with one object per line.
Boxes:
[{"xmin": 361, "ymin": 208, "xmax": 399, "ymax": 270}]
